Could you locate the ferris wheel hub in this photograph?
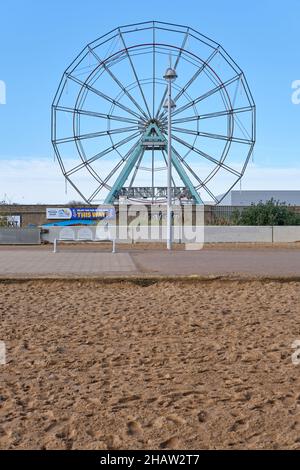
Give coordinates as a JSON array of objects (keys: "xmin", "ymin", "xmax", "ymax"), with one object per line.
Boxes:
[{"xmin": 141, "ymin": 122, "xmax": 166, "ymax": 150}]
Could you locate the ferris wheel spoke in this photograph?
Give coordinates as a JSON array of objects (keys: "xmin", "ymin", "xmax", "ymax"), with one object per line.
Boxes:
[
  {"xmin": 152, "ymin": 25, "xmax": 156, "ymax": 119},
  {"xmin": 85, "ymin": 131, "xmax": 140, "ymax": 166},
  {"xmin": 171, "ymin": 73, "xmax": 242, "ymax": 118},
  {"xmin": 55, "ymin": 106, "xmax": 140, "ymax": 125},
  {"xmin": 66, "ymin": 131, "xmax": 140, "ymax": 176},
  {"xmin": 128, "ymin": 148, "xmax": 145, "ymax": 190},
  {"xmin": 155, "ymin": 28, "xmax": 190, "ymax": 119},
  {"xmin": 118, "ymin": 29, "xmax": 152, "ymax": 118},
  {"xmin": 172, "ymin": 126, "xmax": 252, "ymax": 145},
  {"xmin": 67, "ymin": 73, "xmax": 144, "ymax": 121},
  {"xmin": 56, "ymin": 126, "xmax": 140, "ymax": 145},
  {"xmin": 171, "ymin": 145, "xmax": 218, "ymax": 203},
  {"xmin": 88, "ymin": 160, "xmax": 124, "ymax": 202},
  {"xmin": 64, "ymin": 176, "xmax": 90, "ymax": 204},
  {"xmin": 197, "ymin": 184, "xmax": 219, "ymax": 203},
  {"xmin": 158, "ymin": 47, "xmax": 220, "ymax": 120},
  {"xmin": 234, "ymin": 113, "xmax": 253, "ymax": 140},
  {"xmin": 171, "ymin": 134, "xmax": 241, "ymax": 177},
  {"xmin": 88, "ymin": 46, "xmax": 149, "ymax": 121},
  {"xmin": 170, "ymin": 106, "xmax": 254, "ymax": 125}
]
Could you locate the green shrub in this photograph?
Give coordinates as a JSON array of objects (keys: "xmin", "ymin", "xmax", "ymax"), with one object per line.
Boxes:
[{"xmin": 231, "ymin": 199, "xmax": 300, "ymax": 226}]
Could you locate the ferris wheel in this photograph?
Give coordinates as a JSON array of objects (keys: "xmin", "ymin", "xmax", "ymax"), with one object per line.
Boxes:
[{"xmin": 52, "ymin": 21, "xmax": 255, "ymax": 205}]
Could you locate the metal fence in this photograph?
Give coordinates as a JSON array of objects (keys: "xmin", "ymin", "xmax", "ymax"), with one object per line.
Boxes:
[
  {"xmin": 209, "ymin": 206, "xmax": 246, "ymax": 224},
  {"xmin": 0, "ymin": 228, "xmax": 41, "ymax": 244},
  {"xmin": 209, "ymin": 205, "xmax": 300, "ymax": 224}
]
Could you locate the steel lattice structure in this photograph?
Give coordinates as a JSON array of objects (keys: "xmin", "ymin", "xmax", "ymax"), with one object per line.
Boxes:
[{"xmin": 52, "ymin": 21, "xmax": 256, "ymax": 204}]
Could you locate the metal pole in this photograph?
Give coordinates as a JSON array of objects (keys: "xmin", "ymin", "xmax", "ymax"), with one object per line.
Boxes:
[{"xmin": 167, "ymin": 79, "xmax": 172, "ymax": 250}]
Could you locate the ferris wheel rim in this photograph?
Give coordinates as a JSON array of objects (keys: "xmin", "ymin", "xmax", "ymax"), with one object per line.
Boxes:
[{"xmin": 52, "ymin": 21, "xmax": 255, "ymax": 205}]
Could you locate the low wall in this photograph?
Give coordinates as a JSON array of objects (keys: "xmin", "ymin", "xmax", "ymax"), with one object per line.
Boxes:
[
  {"xmin": 204, "ymin": 226, "xmax": 272, "ymax": 243},
  {"xmin": 201, "ymin": 226, "xmax": 300, "ymax": 243},
  {"xmin": 42, "ymin": 225, "xmax": 300, "ymax": 244},
  {"xmin": 0, "ymin": 228, "xmax": 41, "ymax": 244},
  {"xmin": 273, "ymin": 226, "xmax": 300, "ymax": 243},
  {"xmin": 42, "ymin": 226, "xmax": 114, "ymax": 244}
]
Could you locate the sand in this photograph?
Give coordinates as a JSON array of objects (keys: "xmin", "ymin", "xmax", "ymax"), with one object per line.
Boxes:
[{"xmin": 1, "ymin": 279, "xmax": 300, "ymax": 450}]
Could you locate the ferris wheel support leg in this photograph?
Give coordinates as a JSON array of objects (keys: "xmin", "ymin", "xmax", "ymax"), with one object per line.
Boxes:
[
  {"xmin": 171, "ymin": 151, "xmax": 203, "ymax": 204},
  {"xmin": 104, "ymin": 144, "xmax": 144, "ymax": 204}
]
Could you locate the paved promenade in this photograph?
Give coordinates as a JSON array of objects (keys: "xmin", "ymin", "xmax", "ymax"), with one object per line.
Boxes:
[
  {"xmin": 131, "ymin": 249, "xmax": 300, "ymax": 277},
  {"xmin": 0, "ymin": 251, "xmax": 136, "ymax": 277},
  {"xmin": 0, "ymin": 245, "xmax": 300, "ymax": 278}
]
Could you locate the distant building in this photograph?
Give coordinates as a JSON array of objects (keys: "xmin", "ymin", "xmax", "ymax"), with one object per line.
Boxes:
[{"xmin": 230, "ymin": 190, "xmax": 300, "ymax": 206}]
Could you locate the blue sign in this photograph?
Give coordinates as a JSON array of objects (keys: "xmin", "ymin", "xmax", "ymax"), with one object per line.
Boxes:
[{"xmin": 70, "ymin": 208, "xmax": 116, "ymax": 220}]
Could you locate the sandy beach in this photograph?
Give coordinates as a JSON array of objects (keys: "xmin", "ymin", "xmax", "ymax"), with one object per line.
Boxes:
[{"xmin": 1, "ymin": 279, "xmax": 300, "ymax": 450}]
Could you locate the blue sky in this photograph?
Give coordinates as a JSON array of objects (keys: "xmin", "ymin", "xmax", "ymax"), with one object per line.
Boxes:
[{"xmin": 0, "ymin": 0, "xmax": 299, "ymax": 203}]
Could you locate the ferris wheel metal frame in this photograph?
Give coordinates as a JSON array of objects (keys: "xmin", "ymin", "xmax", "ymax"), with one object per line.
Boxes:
[{"xmin": 51, "ymin": 21, "xmax": 256, "ymax": 205}]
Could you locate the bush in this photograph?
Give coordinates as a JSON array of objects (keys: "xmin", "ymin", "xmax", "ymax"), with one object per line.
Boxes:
[{"xmin": 231, "ymin": 199, "xmax": 300, "ymax": 226}]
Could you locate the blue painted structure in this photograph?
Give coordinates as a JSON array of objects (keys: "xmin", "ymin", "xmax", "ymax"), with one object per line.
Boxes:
[{"xmin": 104, "ymin": 122, "xmax": 203, "ymax": 204}]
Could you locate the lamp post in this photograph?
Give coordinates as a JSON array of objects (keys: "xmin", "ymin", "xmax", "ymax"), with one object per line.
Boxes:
[{"xmin": 163, "ymin": 66, "xmax": 177, "ymax": 250}]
